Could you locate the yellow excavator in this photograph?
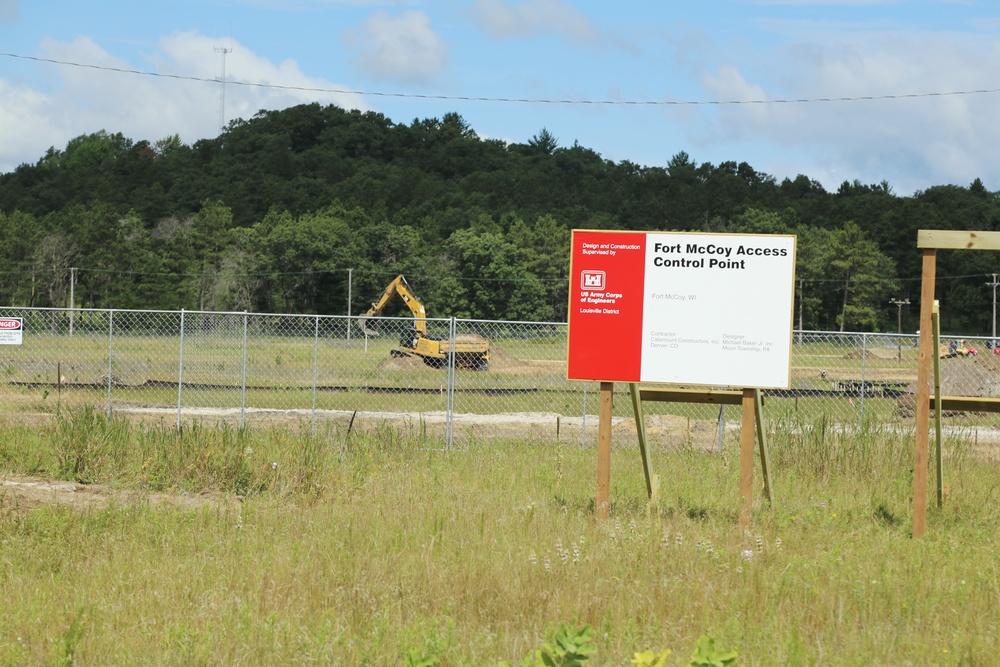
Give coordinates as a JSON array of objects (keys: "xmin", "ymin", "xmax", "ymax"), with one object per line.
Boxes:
[
  {"xmin": 939, "ymin": 338, "xmax": 977, "ymax": 359},
  {"xmin": 358, "ymin": 275, "xmax": 490, "ymax": 370}
]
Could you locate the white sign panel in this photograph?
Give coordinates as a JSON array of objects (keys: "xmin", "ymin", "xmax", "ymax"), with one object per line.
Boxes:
[
  {"xmin": 640, "ymin": 233, "xmax": 796, "ymax": 387},
  {"xmin": 0, "ymin": 317, "xmax": 24, "ymax": 345}
]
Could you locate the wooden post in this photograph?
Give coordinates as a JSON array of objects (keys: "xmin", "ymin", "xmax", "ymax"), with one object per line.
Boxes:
[
  {"xmin": 913, "ymin": 248, "xmax": 936, "ymax": 538},
  {"xmin": 739, "ymin": 387, "xmax": 756, "ymax": 528},
  {"xmin": 754, "ymin": 388, "xmax": 774, "ymax": 506},
  {"xmin": 596, "ymin": 382, "xmax": 613, "ymax": 520},
  {"xmin": 636, "ymin": 386, "xmax": 773, "ymax": 523},
  {"xmin": 931, "ymin": 303, "xmax": 944, "ymax": 508},
  {"xmin": 628, "ymin": 382, "xmax": 656, "ymax": 499}
]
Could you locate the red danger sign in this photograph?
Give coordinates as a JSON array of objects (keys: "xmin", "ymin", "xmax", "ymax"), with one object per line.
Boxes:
[{"xmin": 0, "ymin": 318, "xmax": 23, "ymax": 330}]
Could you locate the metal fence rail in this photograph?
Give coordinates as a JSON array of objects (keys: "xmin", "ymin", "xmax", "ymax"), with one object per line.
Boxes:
[{"xmin": 2, "ymin": 307, "xmax": 998, "ymax": 448}]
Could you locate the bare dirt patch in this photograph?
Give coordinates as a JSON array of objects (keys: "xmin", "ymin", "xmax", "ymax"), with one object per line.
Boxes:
[
  {"xmin": 377, "ymin": 354, "xmax": 428, "ymax": 371},
  {"xmin": 0, "ymin": 475, "xmax": 240, "ymax": 517},
  {"xmin": 842, "ymin": 349, "xmax": 885, "ymax": 360},
  {"xmin": 921, "ymin": 355, "xmax": 1000, "ymax": 397}
]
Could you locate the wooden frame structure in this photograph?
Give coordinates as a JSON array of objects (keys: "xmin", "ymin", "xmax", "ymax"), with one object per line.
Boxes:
[
  {"xmin": 594, "ymin": 383, "xmax": 773, "ymax": 528},
  {"xmin": 913, "ymin": 230, "xmax": 1000, "ymax": 537}
]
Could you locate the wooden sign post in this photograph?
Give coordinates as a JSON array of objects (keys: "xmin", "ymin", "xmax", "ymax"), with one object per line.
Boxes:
[
  {"xmin": 739, "ymin": 388, "xmax": 759, "ymax": 528},
  {"xmin": 912, "ymin": 230, "xmax": 1000, "ymax": 537},
  {"xmin": 913, "ymin": 247, "xmax": 936, "ymax": 537},
  {"xmin": 566, "ymin": 229, "xmax": 795, "ymax": 525},
  {"xmin": 595, "ymin": 382, "xmax": 613, "ymax": 520},
  {"xmin": 629, "ymin": 384, "xmax": 773, "ymax": 528}
]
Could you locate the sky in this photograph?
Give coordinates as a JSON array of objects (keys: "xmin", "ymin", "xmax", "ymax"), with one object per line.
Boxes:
[{"xmin": 1, "ymin": 0, "xmax": 999, "ymax": 196}]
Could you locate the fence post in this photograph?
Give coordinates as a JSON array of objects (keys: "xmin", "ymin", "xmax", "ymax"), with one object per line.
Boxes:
[
  {"xmin": 312, "ymin": 314, "xmax": 320, "ymax": 437},
  {"xmin": 446, "ymin": 317, "xmax": 456, "ymax": 449},
  {"xmin": 716, "ymin": 404, "xmax": 727, "ymax": 452},
  {"xmin": 860, "ymin": 332, "xmax": 867, "ymax": 423},
  {"xmin": 106, "ymin": 309, "xmax": 114, "ymax": 418},
  {"xmin": 177, "ymin": 309, "xmax": 185, "ymax": 431},
  {"xmin": 581, "ymin": 383, "xmax": 587, "ymax": 450},
  {"xmin": 241, "ymin": 311, "xmax": 248, "ymax": 428}
]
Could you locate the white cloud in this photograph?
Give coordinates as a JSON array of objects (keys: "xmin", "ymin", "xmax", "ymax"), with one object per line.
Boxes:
[
  {"xmin": 0, "ymin": 33, "xmax": 368, "ymax": 173},
  {"xmin": 469, "ymin": 0, "xmax": 598, "ymax": 43},
  {"xmin": 154, "ymin": 31, "xmax": 368, "ymax": 127},
  {"xmin": 697, "ymin": 29, "xmax": 1000, "ymax": 193},
  {"xmin": 0, "ymin": 80, "xmax": 65, "ymax": 169},
  {"xmin": 344, "ymin": 10, "xmax": 447, "ymax": 82}
]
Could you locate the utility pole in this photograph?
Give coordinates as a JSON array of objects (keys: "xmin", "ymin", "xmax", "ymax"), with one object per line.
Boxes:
[
  {"xmin": 214, "ymin": 46, "xmax": 232, "ymax": 134},
  {"xmin": 987, "ymin": 273, "xmax": 1000, "ymax": 344},
  {"xmin": 890, "ymin": 297, "xmax": 909, "ymax": 362},
  {"xmin": 890, "ymin": 297, "xmax": 909, "ymax": 334}
]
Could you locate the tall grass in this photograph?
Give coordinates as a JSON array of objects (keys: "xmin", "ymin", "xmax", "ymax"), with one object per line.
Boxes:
[{"xmin": 1, "ymin": 410, "xmax": 998, "ymax": 665}]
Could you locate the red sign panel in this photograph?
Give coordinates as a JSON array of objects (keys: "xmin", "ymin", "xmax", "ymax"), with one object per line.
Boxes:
[{"xmin": 567, "ymin": 231, "xmax": 647, "ymax": 381}]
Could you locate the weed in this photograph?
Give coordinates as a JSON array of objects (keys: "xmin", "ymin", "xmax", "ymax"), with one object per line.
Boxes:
[
  {"xmin": 55, "ymin": 608, "xmax": 88, "ymax": 667},
  {"xmin": 688, "ymin": 637, "xmax": 737, "ymax": 667},
  {"xmin": 405, "ymin": 650, "xmax": 440, "ymax": 667},
  {"xmin": 500, "ymin": 623, "xmax": 596, "ymax": 667},
  {"xmin": 631, "ymin": 649, "xmax": 671, "ymax": 666}
]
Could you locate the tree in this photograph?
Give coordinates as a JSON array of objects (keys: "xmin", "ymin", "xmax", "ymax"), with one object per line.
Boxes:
[
  {"xmin": 527, "ymin": 128, "xmax": 559, "ymax": 156},
  {"xmin": 253, "ymin": 205, "xmax": 370, "ymax": 314},
  {"xmin": 205, "ymin": 244, "xmax": 263, "ymax": 312},
  {"xmin": 445, "ymin": 227, "xmax": 552, "ymax": 321},
  {"xmin": 826, "ymin": 221, "xmax": 898, "ymax": 331},
  {"xmin": 507, "ymin": 214, "xmax": 570, "ymax": 321},
  {"xmin": 794, "ymin": 226, "xmax": 833, "ymax": 331},
  {"xmin": 0, "ymin": 210, "xmax": 45, "ymax": 305},
  {"xmin": 32, "ymin": 233, "xmax": 77, "ymax": 308}
]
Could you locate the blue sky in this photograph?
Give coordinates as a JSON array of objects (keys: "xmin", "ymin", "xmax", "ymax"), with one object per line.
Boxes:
[{"xmin": 1, "ymin": 0, "xmax": 998, "ymax": 195}]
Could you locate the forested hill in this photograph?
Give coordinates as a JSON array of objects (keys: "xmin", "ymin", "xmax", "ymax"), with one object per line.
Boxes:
[{"xmin": 2, "ymin": 102, "xmax": 999, "ymax": 333}]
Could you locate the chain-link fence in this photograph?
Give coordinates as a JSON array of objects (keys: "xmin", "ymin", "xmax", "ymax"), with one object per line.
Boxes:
[{"xmin": 2, "ymin": 307, "xmax": 997, "ymax": 448}]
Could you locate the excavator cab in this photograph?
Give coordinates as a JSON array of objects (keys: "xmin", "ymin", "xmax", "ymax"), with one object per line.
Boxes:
[{"xmin": 400, "ymin": 327, "xmax": 419, "ymax": 350}]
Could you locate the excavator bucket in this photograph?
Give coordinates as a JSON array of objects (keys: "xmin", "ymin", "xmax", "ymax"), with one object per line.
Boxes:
[{"xmin": 357, "ymin": 314, "xmax": 380, "ymax": 337}]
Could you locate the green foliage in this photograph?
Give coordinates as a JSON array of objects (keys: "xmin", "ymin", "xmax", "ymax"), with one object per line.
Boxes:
[
  {"xmin": 500, "ymin": 624, "xmax": 596, "ymax": 667},
  {"xmin": 405, "ymin": 649, "xmax": 440, "ymax": 667},
  {"xmin": 631, "ymin": 648, "xmax": 671, "ymax": 666},
  {"xmin": 688, "ymin": 637, "xmax": 737, "ymax": 667},
  {"xmin": 826, "ymin": 221, "xmax": 898, "ymax": 331},
  {"xmin": 503, "ymin": 630, "xmax": 734, "ymax": 667},
  {"xmin": 3, "ymin": 102, "xmax": 1000, "ymax": 330}
]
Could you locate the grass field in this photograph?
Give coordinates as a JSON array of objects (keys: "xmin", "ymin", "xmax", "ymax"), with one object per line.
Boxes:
[{"xmin": 1, "ymin": 408, "xmax": 998, "ymax": 665}]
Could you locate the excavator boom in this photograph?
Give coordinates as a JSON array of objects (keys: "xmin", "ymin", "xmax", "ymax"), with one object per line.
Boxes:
[{"xmin": 357, "ymin": 275, "xmax": 428, "ymax": 337}]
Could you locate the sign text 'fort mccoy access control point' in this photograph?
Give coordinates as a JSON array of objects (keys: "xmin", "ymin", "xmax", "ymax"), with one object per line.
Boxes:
[{"xmin": 567, "ymin": 230, "xmax": 797, "ymax": 389}]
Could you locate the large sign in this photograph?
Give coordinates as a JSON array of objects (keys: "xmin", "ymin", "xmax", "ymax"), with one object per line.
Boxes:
[
  {"xmin": 567, "ymin": 230, "xmax": 796, "ymax": 388},
  {"xmin": 0, "ymin": 317, "xmax": 24, "ymax": 345}
]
